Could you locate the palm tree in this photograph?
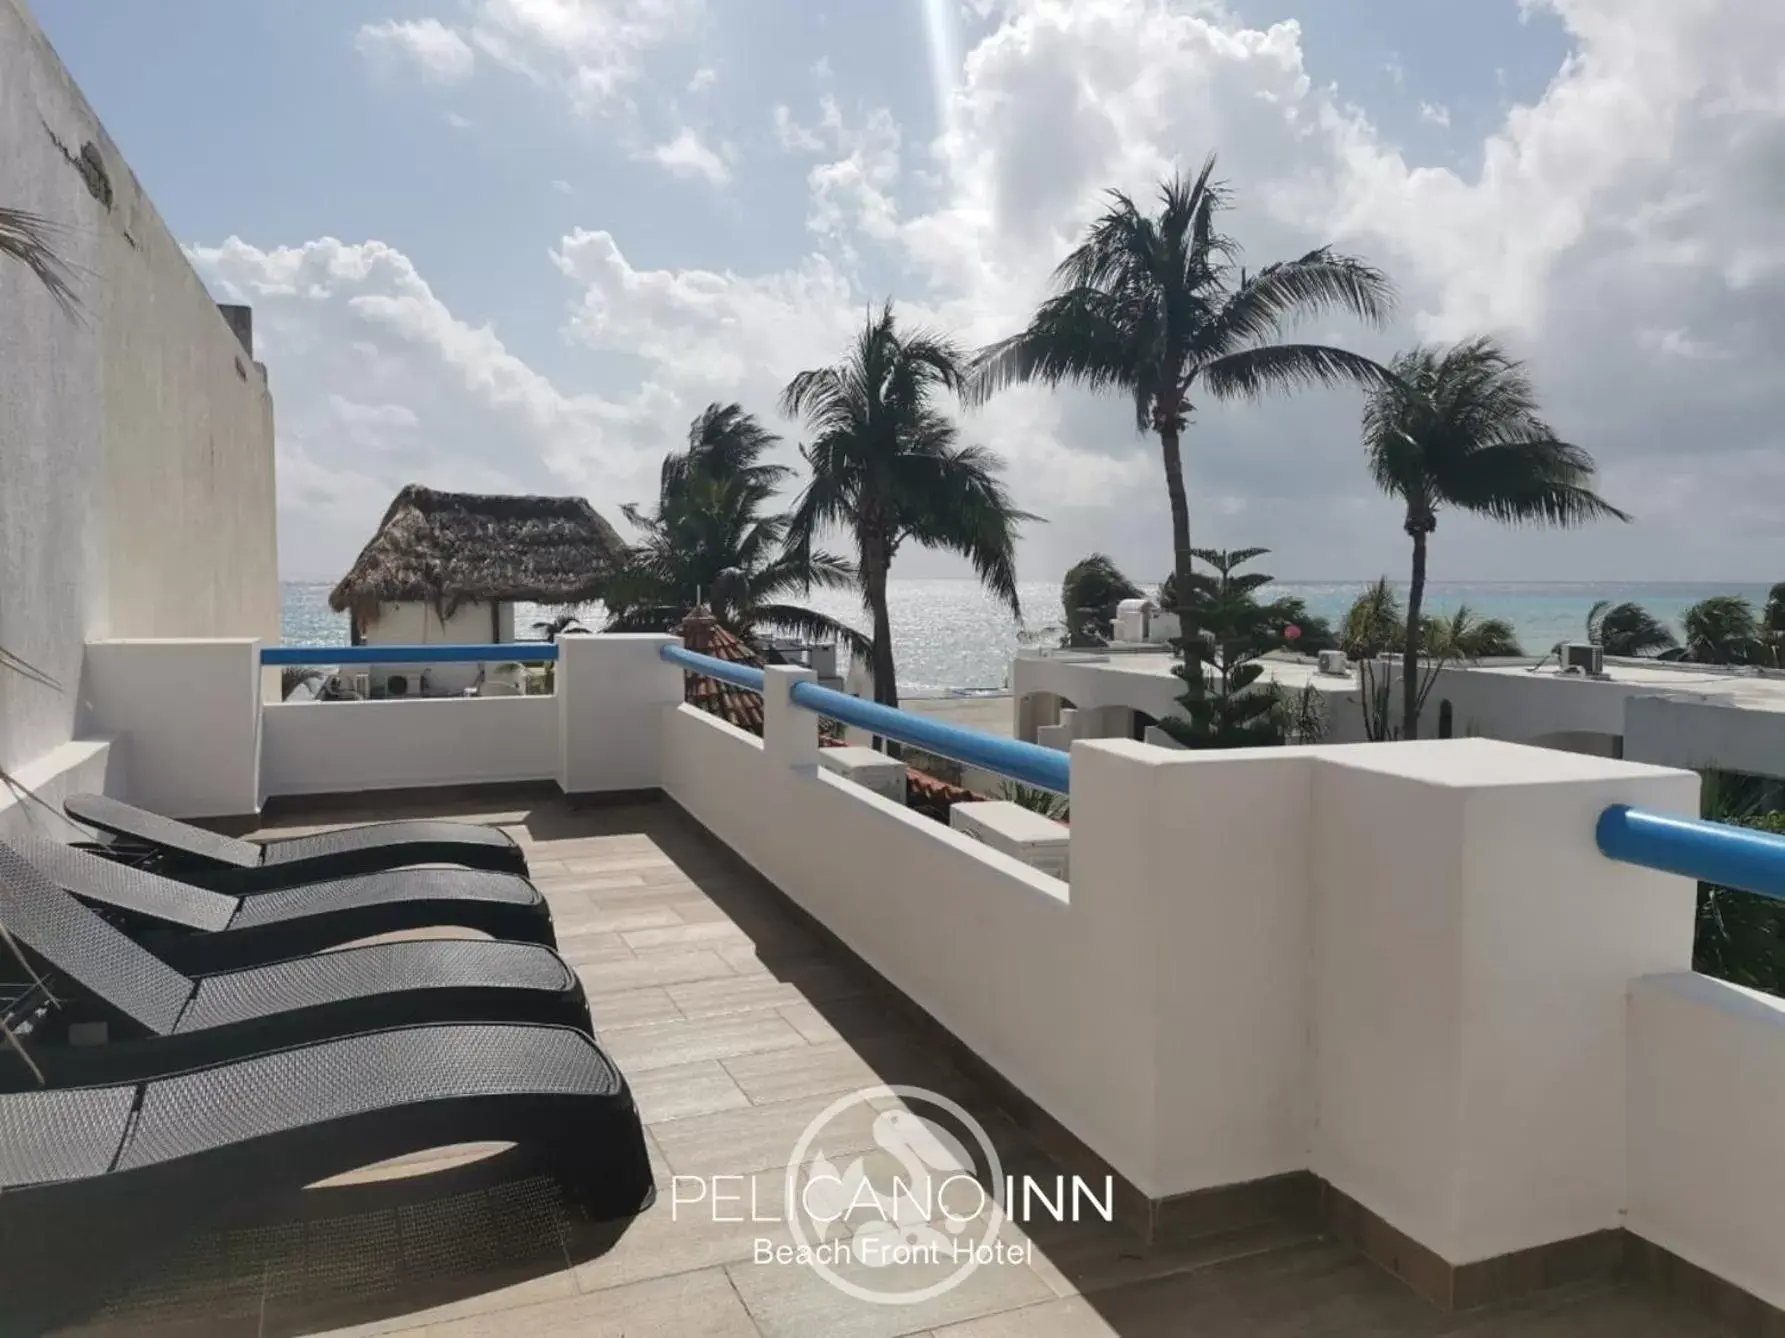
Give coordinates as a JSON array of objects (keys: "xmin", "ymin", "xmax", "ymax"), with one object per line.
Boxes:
[
  {"xmin": 968, "ymin": 157, "xmax": 1393, "ymax": 677},
  {"xmin": 1586, "ymin": 601, "xmax": 1677, "ymax": 658},
  {"xmin": 1363, "ymin": 336, "xmax": 1628, "ymax": 738},
  {"xmin": 1340, "ymin": 577, "xmax": 1404, "ymax": 659},
  {"xmin": 1422, "ymin": 606, "xmax": 1522, "ymax": 659},
  {"xmin": 1681, "ymin": 595, "xmax": 1764, "ymax": 666},
  {"xmin": 602, "ymin": 403, "xmax": 868, "ymax": 655},
  {"xmin": 1340, "ymin": 583, "xmax": 1520, "ymax": 739},
  {"xmin": 782, "ymin": 305, "xmax": 1033, "ymax": 713},
  {"xmin": 1061, "ymin": 553, "xmax": 1141, "ymax": 647}
]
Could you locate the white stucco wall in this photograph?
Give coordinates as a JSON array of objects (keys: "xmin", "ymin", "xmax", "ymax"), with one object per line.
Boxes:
[
  {"xmin": 0, "ymin": 0, "xmax": 277, "ymax": 776},
  {"xmin": 262, "ymin": 695, "xmax": 559, "ymax": 797},
  {"xmin": 1623, "ymin": 693, "xmax": 1785, "ymax": 776},
  {"xmin": 1309, "ymin": 742, "xmax": 1698, "ymax": 1264},
  {"xmin": 1011, "ymin": 654, "xmax": 1368, "ymax": 748},
  {"xmin": 356, "ymin": 600, "xmax": 520, "ymax": 694},
  {"xmin": 1628, "ymin": 972, "xmax": 1785, "ymax": 1312},
  {"xmin": 662, "ymin": 698, "xmax": 1175, "ymax": 1192},
  {"xmin": 81, "ymin": 639, "xmax": 263, "ymax": 819}
]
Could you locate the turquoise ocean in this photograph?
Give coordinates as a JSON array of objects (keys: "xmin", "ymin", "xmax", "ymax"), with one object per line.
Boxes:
[{"xmin": 282, "ymin": 580, "xmax": 1774, "ymax": 699}]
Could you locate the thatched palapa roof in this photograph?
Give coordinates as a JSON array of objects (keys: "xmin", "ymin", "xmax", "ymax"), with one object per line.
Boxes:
[{"xmin": 330, "ymin": 485, "xmax": 624, "ymax": 622}]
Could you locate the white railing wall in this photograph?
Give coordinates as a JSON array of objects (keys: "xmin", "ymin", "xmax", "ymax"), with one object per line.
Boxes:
[
  {"xmin": 1628, "ymin": 972, "xmax": 1785, "ymax": 1311},
  {"xmin": 262, "ymin": 696, "xmax": 559, "ymax": 797},
  {"xmin": 65, "ymin": 634, "xmax": 1785, "ymax": 1303},
  {"xmin": 80, "ymin": 639, "xmax": 263, "ymax": 819}
]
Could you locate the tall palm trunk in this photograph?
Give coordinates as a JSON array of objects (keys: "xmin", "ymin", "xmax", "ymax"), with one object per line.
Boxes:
[
  {"xmin": 861, "ymin": 536, "xmax": 901, "ymax": 756},
  {"xmin": 1159, "ymin": 420, "xmax": 1198, "ymax": 688},
  {"xmin": 1401, "ymin": 524, "xmax": 1429, "ymax": 739}
]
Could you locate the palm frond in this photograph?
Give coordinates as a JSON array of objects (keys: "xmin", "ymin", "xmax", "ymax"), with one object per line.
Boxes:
[
  {"xmin": 0, "ymin": 205, "xmax": 82, "ymax": 317},
  {"xmin": 1203, "ymin": 249, "xmax": 1394, "ymax": 352},
  {"xmin": 1202, "ymin": 342, "xmax": 1391, "ymax": 401},
  {"xmin": 965, "ymin": 289, "xmax": 1140, "ymax": 406},
  {"xmin": 1589, "ymin": 601, "xmax": 1677, "ymax": 656},
  {"xmin": 745, "ymin": 604, "xmax": 873, "ymax": 657}
]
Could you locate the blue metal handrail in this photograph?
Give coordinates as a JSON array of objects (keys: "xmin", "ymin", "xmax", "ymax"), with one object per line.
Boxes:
[
  {"xmin": 661, "ymin": 644, "xmax": 1069, "ymax": 794},
  {"xmin": 1598, "ymin": 805, "xmax": 1785, "ymax": 902},
  {"xmin": 791, "ymin": 680, "xmax": 1070, "ymax": 794},
  {"xmin": 262, "ymin": 643, "xmax": 557, "ymax": 666},
  {"xmin": 661, "ymin": 643, "xmax": 765, "ymax": 692}
]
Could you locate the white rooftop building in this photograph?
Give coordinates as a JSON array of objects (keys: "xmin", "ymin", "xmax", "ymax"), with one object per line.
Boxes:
[{"xmin": 1013, "ymin": 644, "xmax": 1785, "ymax": 779}]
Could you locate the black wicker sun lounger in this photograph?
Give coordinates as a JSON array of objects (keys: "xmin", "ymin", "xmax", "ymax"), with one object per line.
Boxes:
[
  {"xmin": 65, "ymin": 792, "xmax": 528, "ymax": 890},
  {"xmin": 13, "ymin": 834, "xmax": 554, "ymax": 973},
  {"xmin": 0, "ymin": 1022, "xmax": 653, "ymax": 1334},
  {"xmin": 0, "ymin": 843, "xmax": 590, "ymax": 1087}
]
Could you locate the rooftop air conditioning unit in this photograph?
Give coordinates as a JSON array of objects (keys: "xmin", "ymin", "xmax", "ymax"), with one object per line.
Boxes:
[
  {"xmin": 1560, "ymin": 643, "xmax": 1605, "ymax": 677},
  {"xmin": 1316, "ymin": 649, "xmax": 1350, "ymax": 677}
]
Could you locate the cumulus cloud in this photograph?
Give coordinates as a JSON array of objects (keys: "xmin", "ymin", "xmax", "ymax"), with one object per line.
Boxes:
[
  {"xmin": 358, "ymin": 0, "xmax": 704, "ymax": 114},
  {"xmin": 265, "ymin": 0, "xmax": 1785, "ymax": 581},
  {"xmin": 355, "ymin": 19, "xmax": 476, "ymax": 83},
  {"xmin": 643, "ymin": 128, "xmax": 733, "ymax": 185}
]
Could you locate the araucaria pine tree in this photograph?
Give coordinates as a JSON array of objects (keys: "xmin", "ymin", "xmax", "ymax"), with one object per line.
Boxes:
[{"xmin": 1157, "ymin": 547, "xmax": 1293, "ymax": 749}]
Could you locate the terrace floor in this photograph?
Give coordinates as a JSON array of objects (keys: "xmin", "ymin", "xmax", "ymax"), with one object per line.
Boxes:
[{"xmin": 60, "ymin": 792, "xmax": 1737, "ymax": 1338}]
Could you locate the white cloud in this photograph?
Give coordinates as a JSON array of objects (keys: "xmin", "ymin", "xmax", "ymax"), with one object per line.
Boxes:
[
  {"xmin": 480, "ymin": 0, "xmax": 704, "ymax": 113},
  {"xmin": 779, "ymin": 98, "xmax": 903, "ymax": 241},
  {"xmin": 687, "ymin": 66, "xmax": 717, "ymax": 92},
  {"xmin": 774, "ymin": 104, "xmax": 826, "ymax": 153},
  {"xmin": 267, "ymin": 0, "xmax": 1785, "ymax": 581},
  {"xmin": 643, "ymin": 128, "xmax": 733, "ymax": 185},
  {"xmin": 355, "ymin": 19, "xmax": 476, "ymax": 83},
  {"xmin": 189, "ymin": 236, "xmax": 673, "ymax": 573},
  {"xmin": 1418, "ymin": 100, "xmax": 1450, "ymax": 127}
]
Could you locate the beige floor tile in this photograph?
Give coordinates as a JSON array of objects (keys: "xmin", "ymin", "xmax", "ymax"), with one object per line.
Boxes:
[
  {"xmin": 572, "ymin": 1165, "xmax": 790, "ymax": 1293},
  {"xmin": 555, "ymin": 932, "xmax": 634, "ymax": 967},
  {"xmin": 587, "ymin": 986, "xmax": 685, "ymax": 1032},
  {"xmin": 561, "ymin": 854, "xmax": 683, "ymax": 876},
  {"xmin": 667, "ymin": 975, "xmax": 838, "ymax": 1021},
  {"xmin": 622, "ymin": 920, "xmax": 757, "ymax": 951},
  {"xmin": 717, "ymin": 941, "xmax": 839, "ymax": 979},
  {"xmin": 426, "ymin": 1267, "xmax": 762, "ymax": 1337},
  {"xmin": 579, "ymin": 949, "xmax": 739, "ymax": 996},
  {"xmin": 721, "ymin": 1040, "xmax": 885, "ymax": 1106},
  {"xmin": 556, "ymin": 903, "xmax": 689, "ymax": 935},
  {"xmin": 628, "ymin": 1060, "xmax": 755, "ymax": 1124},
  {"xmin": 660, "ymin": 897, "xmax": 736, "ymax": 924},
  {"xmin": 726, "ymin": 1224, "xmax": 1054, "ymax": 1338},
  {"xmin": 926, "ymin": 1296, "xmax": 1115, "ymax": 1337},
  {"xmin": 776, "ymin": 998, "xmax": 905, "ymax": 1046},
  {"xmin": 534, "ymin": 873, "xmax": 650, "ymax": 895},
  {"xmin": 1018, "ymin": 1218, "xmax": 1319, "ymax": 1300},
  {"xmin": 604, "ymin": 1013, "xmax": 811, "ymax": 1074},
  {"xmin": 651, "ymin": 1093, "xmax": 888, "ymax": 1178},
  {"xmin": 269, "ymin": 1267, "xmax": 580, "ymax": 1338}
]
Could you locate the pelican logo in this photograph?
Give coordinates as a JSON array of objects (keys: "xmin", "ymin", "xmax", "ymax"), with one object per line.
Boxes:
[
  {"xmin": 668, "ymin": 1083, "xmax": 1115, "ymax": 1306},
  {"xmin": 778, "ymin": 1084, "xmax": 1012, "ymax": 1304}
]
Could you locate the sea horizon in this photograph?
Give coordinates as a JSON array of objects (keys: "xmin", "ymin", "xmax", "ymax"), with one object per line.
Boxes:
[{"xmin": 281, "ymin": 577, "xmax": 1777, "ymax": 698}]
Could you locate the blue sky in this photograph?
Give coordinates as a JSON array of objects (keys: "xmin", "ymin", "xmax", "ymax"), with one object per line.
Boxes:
[{"xmin": 31, "ymin": 0, "xmax": 1785, "ymax": 584}]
